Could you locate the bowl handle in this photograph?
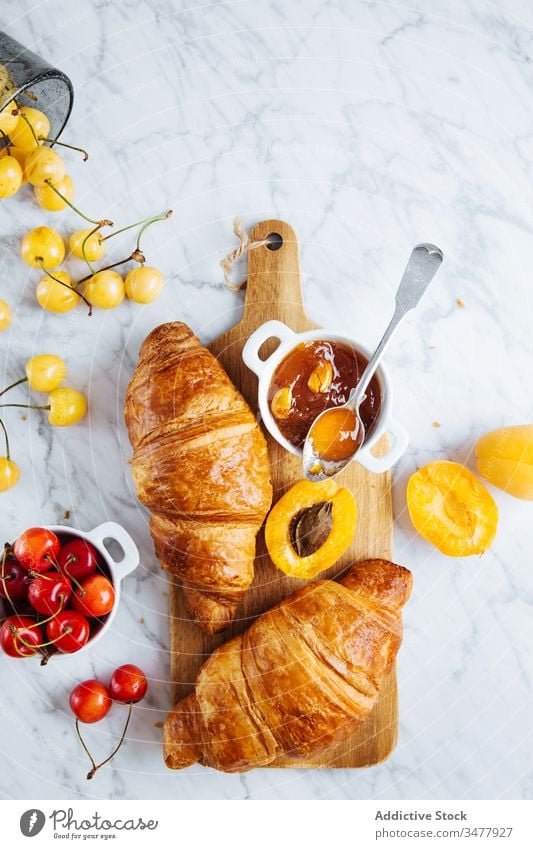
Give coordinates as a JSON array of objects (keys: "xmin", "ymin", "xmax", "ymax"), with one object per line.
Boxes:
[
  {"xmin": 85, "ymin": 522, "xmax": 140, "ymax": 580},
  {"xmin": 242, "ymin": 320, "xmax": 296, "ymax": 377},
  {"xmin": 356, "ymin": 418, "xmax": 409, "ymax": 474}
]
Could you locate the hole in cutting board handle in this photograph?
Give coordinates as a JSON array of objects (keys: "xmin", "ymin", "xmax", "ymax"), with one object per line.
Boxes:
[{"xmin": 266, "ymin": 232, "xmax": 283, "ymax": 251}]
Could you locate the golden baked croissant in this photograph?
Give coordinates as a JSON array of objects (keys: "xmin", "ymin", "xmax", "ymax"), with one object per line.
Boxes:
[
  {"xmin": 164, "ymin": 557, "xmax": 412, "ymax": 772},
  {"xmin": 124, "ymin": 322, "xmax": 272, "ymax": 633}
]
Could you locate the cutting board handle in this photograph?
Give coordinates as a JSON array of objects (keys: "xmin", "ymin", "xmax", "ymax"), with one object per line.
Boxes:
[{"xmin": 243, "ymin": 219, "xmax": 308, "ymax": 327}]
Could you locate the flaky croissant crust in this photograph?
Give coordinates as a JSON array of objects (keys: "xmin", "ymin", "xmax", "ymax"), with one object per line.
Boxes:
[
  {"xmin": 125, "ymin": 322, "xmax": 272, "ymax": 633},
  {"xmin": 164, "ymin": 558, "xmax": 412, "ymax": 772}
]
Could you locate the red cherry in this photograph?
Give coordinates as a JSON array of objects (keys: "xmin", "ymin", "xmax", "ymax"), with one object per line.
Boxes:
[
  {"xmin": 56, "ymin": 539, "xmax": 98, "ymax": 582},
  {"xmin": 0, "ymin": 557, "xmax": 28, "ymax": 603},
  {"xmin": 72, "ymin": 574, "xmax": 114, "ymax": 618},
  {"xmin": 70, "ymin": 679, "xmax": 112, "ymax": 723},
  {"xmin": 14, "ymin": 528, "xmax": 60, "ymax": 573},
  {"xmin": 109, "ymin": 664, "xmax": 148, "ymax": 704},
  {"xmin": 0, "ymin": 616, "xmax": 43, "ymax": 657},
  {"xmin": 27, "ymin": 571, "xmax": 72, "ymax": 615},
  {"xmin": 46, "ymin": 610, "xmax": 90, "ymax": 654}
]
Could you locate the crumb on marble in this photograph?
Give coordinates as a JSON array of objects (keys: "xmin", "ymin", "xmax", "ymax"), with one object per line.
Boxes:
[
  {"xmin": 139, "ymin": 617, "xmax": 145, "ymax": 624},
  {"xmin": 432, "ymin": 421, "xmax": 441, "ymax": 428},
  {"xmin": 154, "ymin": 721, "xmax": 164, "ymax": 729},
  {"xmin": 21, "ymin": 415, "xmax": 26, "ymax": 421},
  {"xmin": 456, "ymin": 298, "xmax": 465, "ymax": 308},
  {"xmin": 64, "ymin": 509, "xmax": 70, "ymax": 519}
]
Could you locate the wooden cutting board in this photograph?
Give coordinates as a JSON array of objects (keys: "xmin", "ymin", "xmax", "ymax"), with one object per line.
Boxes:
[{"xmin": 169, "ymin": 219, "xmax": 397, "ymax": 769}]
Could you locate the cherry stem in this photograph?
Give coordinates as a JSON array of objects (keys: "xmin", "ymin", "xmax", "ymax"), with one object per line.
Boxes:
[
  {"xmin": 13, "ymin": 108, "xmax": 38, "ymax": 143},
  {"xmin": 80, "ymin": 225, "xmax": 103, "ymax": 275},
  {"xmin": 0, "ymin": 403, "xmax": 49, "ymax": 411},
  {"xmin": 42, "ymin": 180, "xmax": 112, "ymax": 227},
  {"xmin": 38, "ymin": 136, "xmax": 89, "ymax": 160},
  {"xmin": 0, "ymin": 545, "xmax": 14, "ymax": 608},
  {"xmin": 37, "ymin": 261, "xmax": 93, "ymax": 316},
  {"xmin": 135, "ymin": 210, "xmax": 172, "ymax": 256},
  {"xmin": 76, "ymin": 255, "xmax": 139, "ymax": 289},
  {"xmin": 102, "ymin": 210, "xmax": 172, "ymax": 249},
  {"xmin": 28, "ymin": 569, "xmax": 53, "ymax": 580},
  {"xmin": 75, "ymin": 718, "xmax": 97, "ymax": 774},
  {"xmin": 34, "ymin": 600, "xmax": 67, "ymax": 630},
  {"xmin": 10, "ymin": 623, "xmax": 71, "ymax": 650},
  {"xmin": 0, "ymin": 376, "xmax": 29, "ymax": 398},
  {"xmin": 0, "ymin": 418, "xmax": 11, "ymax": 460},
  {"xmin": 49, "ymin": 554, "xmax": 85, "ymax": 596},
  {"xmin": 85, "ymin": 703, "xmax": 133, "ymax": 780}
]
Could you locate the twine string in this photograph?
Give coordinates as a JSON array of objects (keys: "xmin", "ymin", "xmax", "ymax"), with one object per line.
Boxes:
[{"xmin": 220, "ymin": 218, "xmax": 272, "ymax": 291}]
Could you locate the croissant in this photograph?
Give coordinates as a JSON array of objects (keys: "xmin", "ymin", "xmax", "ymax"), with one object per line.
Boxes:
[
  {"xmin": 164, "ymin": 557, "xmax": 412, "ymax": 772},
  {"xmin": 124, "ymin": 322, "xmax": 273, "ymax": 633}
]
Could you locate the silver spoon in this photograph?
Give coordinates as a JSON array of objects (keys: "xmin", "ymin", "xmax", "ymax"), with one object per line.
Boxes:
[{"xmin": 303, "ymin": 243, "xmax": 444, "ymax": 481}]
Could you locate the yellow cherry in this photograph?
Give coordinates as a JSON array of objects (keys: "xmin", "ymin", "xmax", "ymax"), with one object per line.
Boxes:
[
  {"xmin": 0, "ymin": 155, "xmax": 22, "ymax": 198},
  {"xmin": 125, "ymin": 266, "xmax": 164, "ymax": 304},
  {"xmin": 84, "ymin": 270, "xmax": 125, "ymax": 309},
  {"xmin": 36, "ymin": 270, "xmax": 79, "ymax": 314},
  {"xmin": 0, "ymin": 299, "xmax": 11, "ymax": 331},
  {"xmin": 69, "ymin": 228, "xmax": 105, "ymax": 262},
  {"xmin": 21, "ymin": 226, "xmax": 65, "ymax": 269},
  {"xmin": 4, "ymin": 146, "xmax": 28, "ymax": 183},
  {"xmin": 0, "ymin": 457, "xmax": 20, "ymax": 492},
  {"xmin": 47, "ymin": 388, "xmax": 87, "ymax": 427},
  {"xmin": 25, "ymin": 354, "xmax": 67, "ymax": 393},
  {"xmin": 24, "ymin": 147, "xmax": 65, "ymax": 187},
  {"xmin": 34, "ymin": 173, "xmax": 74, "ymax": 211},
  {"xmin": 0, "ymin": 102, "xmax": 18, "ymax": 135},
  {"xmin": 9, "ymin": 107, "xmax": 50, "ymax": 151}
]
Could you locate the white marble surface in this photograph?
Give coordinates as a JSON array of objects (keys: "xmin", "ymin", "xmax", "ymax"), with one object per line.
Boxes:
[{"xmin": 0, "ymin": 0, "xmax": 532, "ymax": 800}]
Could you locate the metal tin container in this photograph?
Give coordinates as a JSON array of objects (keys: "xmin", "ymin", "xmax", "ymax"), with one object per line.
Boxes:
[{"xmin": 0, "ymin": 30, "xmax": 73, "ymax": 144}]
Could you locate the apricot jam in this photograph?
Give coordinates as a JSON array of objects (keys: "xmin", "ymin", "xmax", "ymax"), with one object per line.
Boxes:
[
  {"xmin": 267, "ymin": 340, "xmax": 381, "ymax": 451},
  {"xmin": 309, "ymin": 406, "xmax": 361, "ymax": 462}
]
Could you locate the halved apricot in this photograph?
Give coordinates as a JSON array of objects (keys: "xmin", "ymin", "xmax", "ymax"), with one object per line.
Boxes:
[
  {"xmin": 476, "ymin": 425, "xmax": 533, "ymax": 500},
  {"xmin": 406, "ymin": 461, "xmax": 498, "ymax": 556},
  {"xmin": 265, "ymin": 479, "xmax": 356, "ymax": 579}
]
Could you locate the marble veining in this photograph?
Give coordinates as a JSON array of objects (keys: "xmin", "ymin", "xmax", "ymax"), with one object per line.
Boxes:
[{"xmin": 0, "ymin": 0, "xmax": 532, "ymax": 800}]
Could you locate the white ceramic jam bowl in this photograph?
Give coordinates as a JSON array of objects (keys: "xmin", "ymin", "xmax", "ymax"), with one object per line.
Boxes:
[
  {"xmin": 39, "ymin": 522, "xmax": 139, "ymax": 659},
  {"xmin": 242, "ymin": 320, "xmax": 409, "ymax": 474}
]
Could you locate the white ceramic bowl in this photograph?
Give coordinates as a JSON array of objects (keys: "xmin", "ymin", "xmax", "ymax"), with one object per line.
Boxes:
[
  {"xmin": 44, "ymin": 521, "xmax": 139, "ymax": 657},
  {"xmin": 242, "ymin": 319, "xmax": 409, "ymax": 474}
]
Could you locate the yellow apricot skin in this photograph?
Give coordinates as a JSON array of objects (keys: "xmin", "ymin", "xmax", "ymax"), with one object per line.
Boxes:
[
  {"xmin": 407, "ymin": 460, "xmax": 498, "ymax": 557},
  {"xmin": 264, "ymin": 479, "xmax": 356, "ymax": 579},
  {"xmin": 476, "ymin": 425, "xmax": 533, "ymax": 500}
]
